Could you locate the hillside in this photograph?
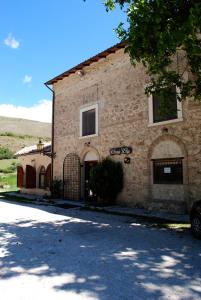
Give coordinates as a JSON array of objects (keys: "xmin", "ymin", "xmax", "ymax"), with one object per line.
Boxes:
[
  {"xmin": 0, "ymin": 116, "xmax": 51, "ymax": 137},
  {"xmin": 0, "ymin": 116, "xmax": 51, "ymax": 153}
]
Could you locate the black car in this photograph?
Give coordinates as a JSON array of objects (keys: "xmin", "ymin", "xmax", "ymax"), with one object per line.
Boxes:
[{"xmin": 190, "ymin": 200, "xmax": 201, "ymax": 239}]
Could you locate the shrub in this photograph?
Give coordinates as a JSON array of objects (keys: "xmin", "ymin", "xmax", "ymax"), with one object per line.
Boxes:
[
  {"xmin": 0, "ymin": 147, "xmax": 14, "ymax": 160},
  {"xmin": 89, "ymin": 157, "xmax": 124, "ymax": 204},
  {"xmin": 50, "ymin": 179, "xmax": 62, "ymax": 198}
]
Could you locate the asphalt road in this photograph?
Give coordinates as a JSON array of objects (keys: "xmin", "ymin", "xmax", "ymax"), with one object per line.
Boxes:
[{"xmin": 0, "ymin": 199, "xmax": 201, "ymax": 300}]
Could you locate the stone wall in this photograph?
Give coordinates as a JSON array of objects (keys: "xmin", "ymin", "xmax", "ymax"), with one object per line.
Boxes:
[
  {"xmin": 52, "ymin": 48, "xmax": 201, "ymax": 213},
  {"xmin": 19, "ymin": 153, "xmax": 51, "ymax": 196}
]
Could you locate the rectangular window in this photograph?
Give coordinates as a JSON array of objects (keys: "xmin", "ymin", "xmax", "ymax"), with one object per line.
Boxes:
[
  {"xmin": 153, "ymin": 158, "xmax": 183, "ymax": 184},
  {"xmin": 80, "ymin": 104, "xmax": 98, "ymax": 137},
  {"xmin": 82, "ymin": 109, "xmax": 95, "ymax": 136},
  {"xmin": 153, "ymin": 87, "xmax": 178, "ymax": 123}
]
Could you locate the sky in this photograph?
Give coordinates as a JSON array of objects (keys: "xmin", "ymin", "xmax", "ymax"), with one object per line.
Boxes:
[{"xmin": 0, "ymin": 0, "xmax": 127, "ymax": 123}]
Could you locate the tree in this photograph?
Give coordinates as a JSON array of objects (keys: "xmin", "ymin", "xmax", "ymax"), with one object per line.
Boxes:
[
  {"xmin": 89, "ymin": 157, "xmax": 124, "ymax": 204},
  {"xmin": 0, "ymin": 147, "xmax": 14, "ymax": 160},
  {"xmin": 101, "ymin": 1, "xmax": 201, "ymax": 101}
]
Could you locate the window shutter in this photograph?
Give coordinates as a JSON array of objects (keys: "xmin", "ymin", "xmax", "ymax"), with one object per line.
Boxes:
[
  {"xmin": 26, "ymin": 165, "xmax": 36, "ymax": 188},
  {"xmin": 17, "ymin": 166, "xmax": 24, "ymax": 188}
]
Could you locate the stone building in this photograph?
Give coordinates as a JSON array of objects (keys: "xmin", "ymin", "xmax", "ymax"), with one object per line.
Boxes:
[
  {"xmin": 15, "ymin": 143, "xmax": 51, "ymax": 196},
  {"xmin": 45, "ymin": 42, "xmax": 201, "ymax": 213}
]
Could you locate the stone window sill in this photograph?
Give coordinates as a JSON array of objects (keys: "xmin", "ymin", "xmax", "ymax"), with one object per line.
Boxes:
[
  {"xmin": 79, "ymin": 133, "xmax": 98, "ymax": 139},
  {"xmin": 148, "ymin": 118, "xmax": 183, "ymax": 127}
]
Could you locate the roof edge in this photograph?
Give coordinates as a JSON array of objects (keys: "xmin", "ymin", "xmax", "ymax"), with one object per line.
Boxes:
[{"xmin": 45, "ymin": 41, "xmax": 127, "ymax": 85}]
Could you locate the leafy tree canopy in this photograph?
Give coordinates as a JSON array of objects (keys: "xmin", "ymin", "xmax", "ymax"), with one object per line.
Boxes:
[
  {"xmin": 96, "ymin": 1, "xmax": 201, "ymax": 101},
  {"xmin": 0, "ymin": 147, "xmax": 14, "ymax": 160}
]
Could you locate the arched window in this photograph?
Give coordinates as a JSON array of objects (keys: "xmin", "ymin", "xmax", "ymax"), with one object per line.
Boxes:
[{"xmin": 39, "ymin": 166, "xmax": 46, "ymax": 189}]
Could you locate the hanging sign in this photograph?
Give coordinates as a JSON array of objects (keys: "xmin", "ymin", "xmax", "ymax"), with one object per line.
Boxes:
[{"xmin": 110, "ymin": 146, "xmax": 132, "ymax": 156}]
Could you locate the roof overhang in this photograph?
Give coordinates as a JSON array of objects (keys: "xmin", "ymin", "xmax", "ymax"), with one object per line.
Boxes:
[{"xmin": 45, "ymin": 41, "xmax": 126, "ymax": 86}]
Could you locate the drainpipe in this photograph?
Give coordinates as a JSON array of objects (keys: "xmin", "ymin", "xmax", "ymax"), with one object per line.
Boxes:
[{"xmin": 44, "ymin": 83, "xmax": 55, "ymax": 197}]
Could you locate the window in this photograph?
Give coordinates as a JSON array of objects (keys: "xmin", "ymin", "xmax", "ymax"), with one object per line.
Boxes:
[
  {"xmin": 153, "ymin": 158, "xmax": 183, "ymax": 184},
  {"xmin": 148, "ymin": 87, "xmax": 182, "ymax": 125},
  {"xmin": 80, "ymin": 104, "xmax": 98, "ymax": 137}
]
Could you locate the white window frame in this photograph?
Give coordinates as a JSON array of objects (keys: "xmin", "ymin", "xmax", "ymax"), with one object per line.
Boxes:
[
  {"xmin": 148, "ymin": 87, "xmax": 183, "ymax": 127},
  {"xmin": 80, "ymin": 104, "xmax": 98, "ymax": 138}
]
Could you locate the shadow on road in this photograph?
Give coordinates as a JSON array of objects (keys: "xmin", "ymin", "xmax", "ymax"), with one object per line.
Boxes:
[{"xmin": 0, "ymin": 198, "xmax": 201, "ymax": 299}]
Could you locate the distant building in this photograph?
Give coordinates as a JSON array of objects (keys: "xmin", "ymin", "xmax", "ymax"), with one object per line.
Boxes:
[
  {"xmin": 45, "ymin": 42, "xmax": 201, "ymax": 213},
  {"xmin": 15, "ymin": 143, "xmax": 51, "ymax": 196}
]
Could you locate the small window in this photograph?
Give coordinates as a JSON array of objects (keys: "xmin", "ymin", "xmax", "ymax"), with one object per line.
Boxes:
[
  {"xmin": 153, "ymin": 87, "xmax": 178, "ymax": 123},
  {"xmin": 153, "ymin": 158, "xmax": 183, "ymax": 184},
  {"xmin": 148, "ymin": 86, "xmax": 182, "ymax": 125},
  {"xmin": 80, "ymin": 104, "xmax": 98, "ymax": 137},
  {"xmin": 82, "ymin": 109, "xmax": 95, "ymax": 136}
]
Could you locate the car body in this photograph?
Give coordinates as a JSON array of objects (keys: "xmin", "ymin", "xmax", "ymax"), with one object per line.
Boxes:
[{"xmin": 190, "ymin": 200, "xmax": 201, "ymax": 239}]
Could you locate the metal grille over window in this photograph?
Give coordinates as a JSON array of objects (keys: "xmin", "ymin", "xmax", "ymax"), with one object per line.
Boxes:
[
  {"xmin": 153, "ymin": 87, "xmax": 177, "ymax": 123},
  {"xmin": 63, "ymin": 153, "xmax": 81, "ymax": 200},
  {"xmin": 153, "ymin": 158, "xmax": 183, "ymax": 184},
  {"xmin": 82, "ymin": 109, "xmax": 95, "ymax": 136}
]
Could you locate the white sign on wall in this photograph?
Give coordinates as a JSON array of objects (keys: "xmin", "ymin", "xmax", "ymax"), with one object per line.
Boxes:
[{"xmin": 164, "ymin": 167, "xmax": 171, "ymax": 174}]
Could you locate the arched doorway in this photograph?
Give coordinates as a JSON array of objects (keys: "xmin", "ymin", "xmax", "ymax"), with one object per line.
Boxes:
[
  {"xmin": 17, "ymin": 166, "xmax": 24, "ymax": 188},
  {"xmin": 45, "ymin": 164, "xmax": 51, "ymax": 189},
  {"xmin": 63, "ymin": 153, "xmax": 80, "ymax": 200},
  {"xmin": 26, "ymin": 165, "xmax": 36, "ymax": 188},
  {"xmin": 82, "ymin": 150, "xmax": 99, "ymax": 202},
  {"xmin": 39, "ymin": 166, "xmax": 46, "ymax": 188}
]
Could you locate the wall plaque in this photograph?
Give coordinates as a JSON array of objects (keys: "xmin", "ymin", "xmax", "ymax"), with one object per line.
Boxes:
[{"xmin": 110, "ymin": 146, "xmax": 132, "ymax": 156}]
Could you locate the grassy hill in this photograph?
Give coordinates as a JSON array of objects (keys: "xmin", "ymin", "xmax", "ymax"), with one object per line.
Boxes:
[
  {"xmin": 0, "ymin": 116, "xmax": 51, "ymax": 191},
  {"xmin": 0, "ymin": 116, "xmax": 51, "ymax": 153}
]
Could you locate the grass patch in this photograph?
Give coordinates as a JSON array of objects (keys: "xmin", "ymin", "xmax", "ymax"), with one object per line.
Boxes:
[
  {"xmin": 0, "ymin": 159, "xmax": 19, "ymax": 173},
  {"xmin": 0, "ymin": 173, "xmax": 18, "ymax": 191}
]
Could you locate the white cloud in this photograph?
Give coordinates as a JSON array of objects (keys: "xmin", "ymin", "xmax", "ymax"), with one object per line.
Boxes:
[
  {"xmin": 4, "ymin": 34, "xmax": 20, "ymax": 49},
  {"xmin": 23, "ymin": 75, "xmax": 32, "ymax": 84},
  {"xmin": 0, "ymin": 100, "xmax": 52, "ymax": 123}
]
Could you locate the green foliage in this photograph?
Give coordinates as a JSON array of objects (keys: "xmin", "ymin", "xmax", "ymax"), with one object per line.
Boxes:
[
  {"xmin": 0, "ymin": 173, "xmax": 17, "ymax": 190},
  {"xmin": 0, "ymin": 131, "xmax": 50, "ymax": 141},
  {"xmin": 0, "ymin": 161, "xmax": 17, "ymax": 173},
  {"xmin": 89, "ymin": 157, "xmax": 123, "ymax": 203},
  {"xmin": 50, "ymin": 179, "xmax": 62, "ymax": 198},
  {"xmin": 103, "ymin": 0, "xmax": 201, "ymax": 101},
  {"xmin": 0, "ymin": 147, "xmax": 14, "ymax": 160},
  {"xmin": 0, "ymin": 159, "xmax": 19, "ymax": 172}
]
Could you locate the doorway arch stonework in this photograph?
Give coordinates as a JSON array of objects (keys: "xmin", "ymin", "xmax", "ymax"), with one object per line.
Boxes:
[
  {"xmin": 80, "ymin": 146, "xmax": 100, "ymax": 164},
  {"xmin": 148, "ymin": 134, "xmax": 188, "ymax": 213},
  {"xmin": 80, "ymin": 147, "xmax": 100, "ymax": 201}
]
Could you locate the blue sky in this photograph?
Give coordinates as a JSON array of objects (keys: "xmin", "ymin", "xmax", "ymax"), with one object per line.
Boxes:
[{"xmin": 0, "ymin": 0, "xmax": 127, "ymax": 122}]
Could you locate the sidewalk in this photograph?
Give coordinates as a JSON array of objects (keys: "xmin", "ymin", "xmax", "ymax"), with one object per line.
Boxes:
[{"xmin": 4, "ymin": 192, "xmax": 189, "ymax": 223}]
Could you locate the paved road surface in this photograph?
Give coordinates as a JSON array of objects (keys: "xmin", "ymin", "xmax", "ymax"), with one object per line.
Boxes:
[{"xmin": 0, "ymin": 199, "xmax": 201, "ymax": 300}]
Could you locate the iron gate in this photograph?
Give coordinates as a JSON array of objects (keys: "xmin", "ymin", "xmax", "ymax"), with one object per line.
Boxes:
[{"xmin": 63, "ymin": 153, "xmax": 81, "ymax": 200}]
